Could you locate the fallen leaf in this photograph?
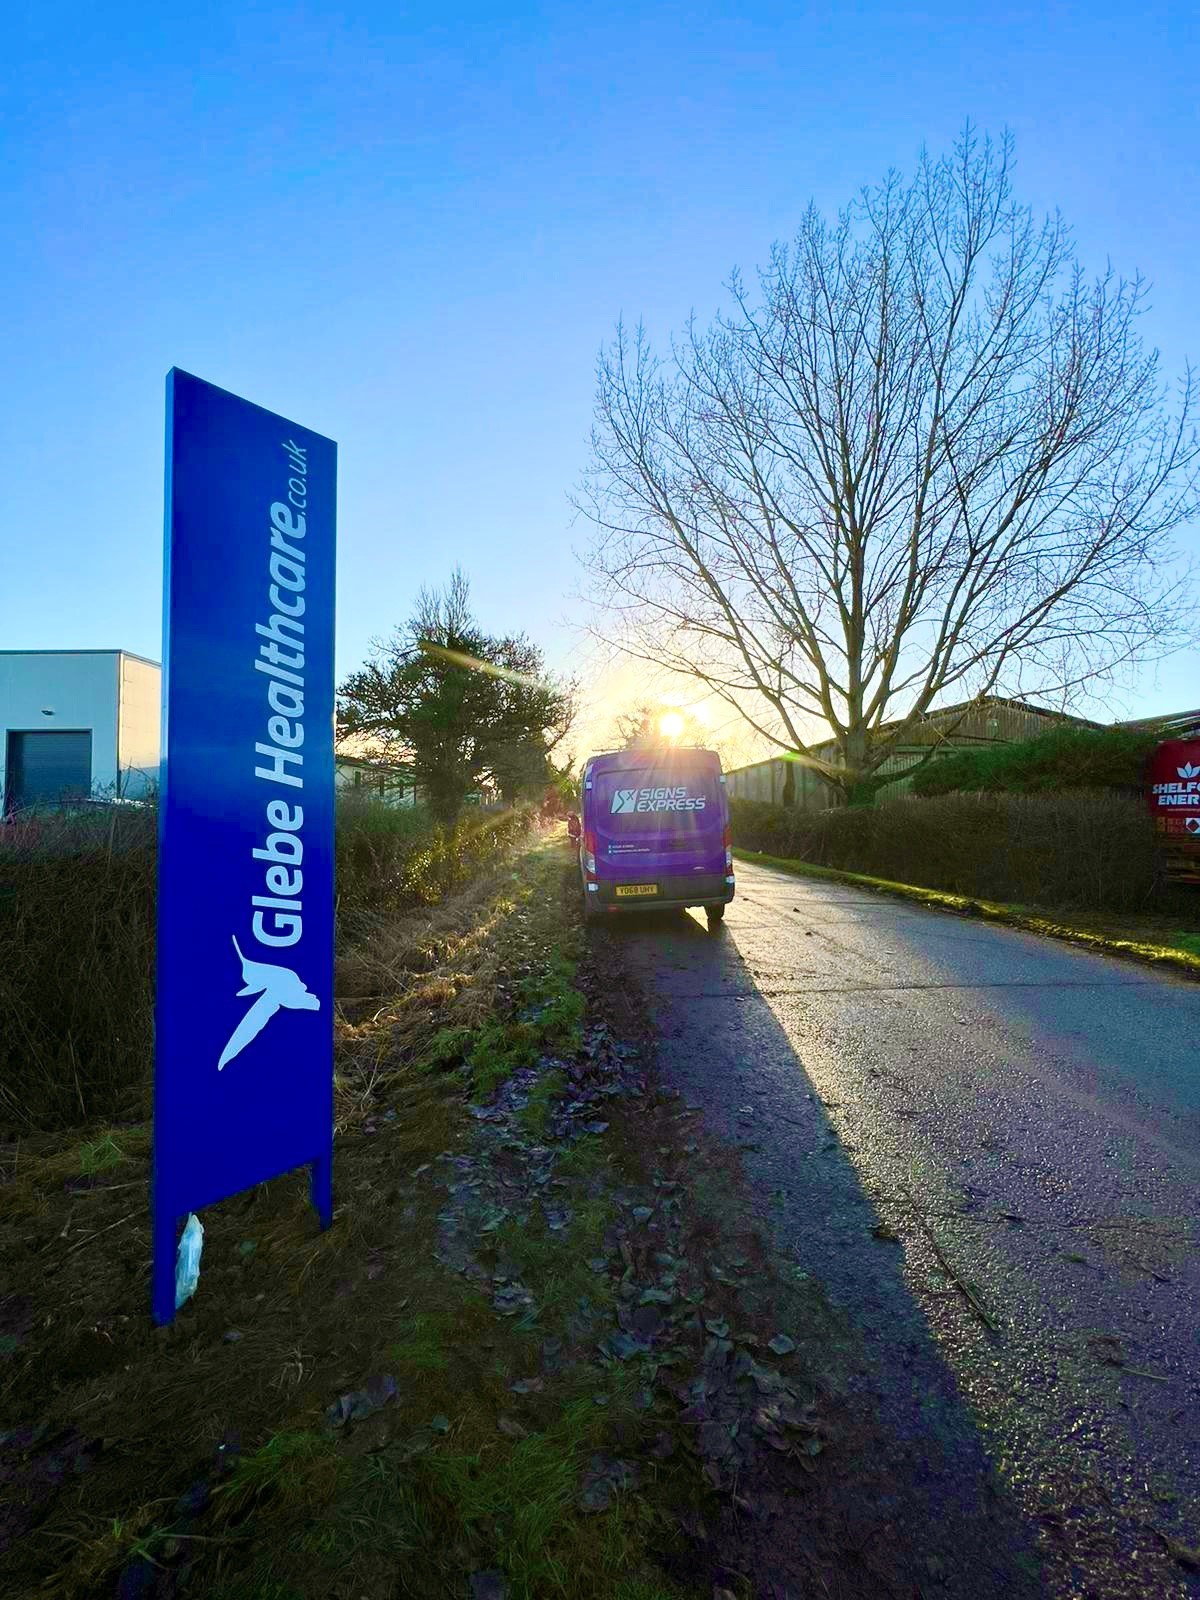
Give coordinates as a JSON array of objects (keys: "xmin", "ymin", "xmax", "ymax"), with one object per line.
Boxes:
[
  {"xmin": 497, "ymin": 1416, "xmax": 527, "ymax": 1440},
  {"xmin": 326, "ymin": 1376, "xmax": 398, "ymax": 1428},
  {"xmin": 429, "ymin": 1414, "xmax": 451, "ymax": 1434},
  {"xmin": 767, "ymin": 1334, "xmax": 797, "ymax": 1357},
  {"xmin": 704, "ymin": 1319, "xmax": 731, "ymax": 1338},
  {"xmin": 579, "ymin": 1478, "xmax": 613, "ymax": 1512},
  {"xmin": 1157, "ymin": 1532, "xmax": 1200, "ymax": 1568},
  {"xmin": 469, "ymin": 1571, "xmax": 508, "ymax": 1600},
  {"xmin": 871, "ymin": 1223, "xmax": 899, "ymax": 1242},
  {"xmin": 510, "ymin": 1377, "xmax": 544, "ymax": 1394},
  {"xmin": 603, "ymin": 1331, "xmax": 644, "ymax": 1361}
]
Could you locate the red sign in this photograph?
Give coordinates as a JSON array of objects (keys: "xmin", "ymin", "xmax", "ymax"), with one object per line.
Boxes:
[{"xmin": 1147, "ymin": 738, "xmax": 1200, "ymax": 881}]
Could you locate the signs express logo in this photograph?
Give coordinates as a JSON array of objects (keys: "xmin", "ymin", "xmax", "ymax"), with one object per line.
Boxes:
[
  {"xmin": 219, "ymin": 937, "xmax": 320, "ymax": 1070},
  {"xmin": 610, "ymin": 785, "xmax": 707, "ymax": 815}
]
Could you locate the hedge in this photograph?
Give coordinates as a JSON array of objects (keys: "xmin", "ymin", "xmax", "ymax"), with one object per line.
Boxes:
[
  {"xmin": 907, "ymin": 724, "xmax": 1162, "ymax": 798},
  {"xmin": 731, "ymin": 789, "xmax": 1176, "ymax": 913}
]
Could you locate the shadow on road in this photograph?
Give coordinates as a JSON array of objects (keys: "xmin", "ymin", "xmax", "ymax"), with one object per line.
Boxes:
[{"xmin": 591, "ymin": 905, "xmax": 1049, "ymax": 1600}]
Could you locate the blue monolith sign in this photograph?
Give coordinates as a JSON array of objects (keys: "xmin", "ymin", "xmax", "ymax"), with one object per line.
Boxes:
[{"xmin": 153, "ymin": 370, "xmax": 337, "ymax": 1324}]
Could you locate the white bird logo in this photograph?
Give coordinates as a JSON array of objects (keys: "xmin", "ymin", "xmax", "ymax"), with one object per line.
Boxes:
[{"xmin": 218, "ymin": 937, "xmax": 320, "ymax": 1070}]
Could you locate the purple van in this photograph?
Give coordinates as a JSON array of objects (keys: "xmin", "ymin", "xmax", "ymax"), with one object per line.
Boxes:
[{"xmin": 578, "ymin": 747, "xmax": 735, "ymax": 926}]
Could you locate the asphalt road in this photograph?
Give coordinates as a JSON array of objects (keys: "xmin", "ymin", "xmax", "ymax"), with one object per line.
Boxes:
[{"xmin": 604, "ymin": 858, "xmax": 1200, "ymax": 1600}]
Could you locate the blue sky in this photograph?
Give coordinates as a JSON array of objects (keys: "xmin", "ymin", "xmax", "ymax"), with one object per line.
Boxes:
[{"xmin": 2, "ymin": 0, "xmax": 1196, "ymax": 749}]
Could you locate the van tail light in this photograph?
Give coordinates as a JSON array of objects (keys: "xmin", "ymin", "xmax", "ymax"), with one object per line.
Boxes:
[
  {"xmin": 722, "ymin": 823, "xmax": 733, "ymax": 869},
  {"xmin": 584, "ymin": 829, "xmax": 598, "ymax": 875}
]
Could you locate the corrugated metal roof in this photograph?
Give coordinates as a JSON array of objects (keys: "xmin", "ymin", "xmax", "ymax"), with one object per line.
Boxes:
[{"xmin": 1115, "ymin": 708, "xmax": 1200, "ymax": 736}]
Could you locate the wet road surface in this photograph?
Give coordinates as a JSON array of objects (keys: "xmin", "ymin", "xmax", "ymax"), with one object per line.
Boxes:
[{"xmin": 603, "ymin": 859, "xmax": 1200, "ymax": 1599}]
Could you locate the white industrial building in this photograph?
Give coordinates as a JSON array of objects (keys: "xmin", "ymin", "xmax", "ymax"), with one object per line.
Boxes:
[
  {"xmin": 1, "ymin": 649, "xmax": 419, "ymax": 816},
  {"xmin": 0, "ymin": 650, "xmax": 162, "ymax": 814}
]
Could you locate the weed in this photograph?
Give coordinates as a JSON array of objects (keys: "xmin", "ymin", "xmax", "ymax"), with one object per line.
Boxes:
[
  {"xmin": 469, "ymin": 1020, "xmax": 543, "ymax": 1099},
  {"xmin": 79, "ymin": 1133, "xmax": 124, "ymax": 1174},
  {"xmin": 388, "ymin": 1313, "xmax": 451, "ymax": 1373},
  {"xmin": 417, "ymin": 1024, "xmax": 477, "ymax": 1073},
  {"xmin": 213, "ymin": 1432, "xmax": 341, "ymax": 1526},
  {"xmin": 558, "ymin": 1134, "xmax": 610, "ymax": 1180},
  {"xmin": 519, "ymin": 1070, "xmax": 567, "ymax": 1140},
  {"xmin": 418, "ymin": 1400, "xmax": 604, "ymax": 1582}
]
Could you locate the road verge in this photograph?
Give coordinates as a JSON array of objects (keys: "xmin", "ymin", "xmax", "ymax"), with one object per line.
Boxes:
[
  {"xmin": 734, "ymin": 848, "xmax": 1200, "ymax": 979},
  {"xmin": 2, "ymin": 835, "xmax": 844, "ymax": 1600}
]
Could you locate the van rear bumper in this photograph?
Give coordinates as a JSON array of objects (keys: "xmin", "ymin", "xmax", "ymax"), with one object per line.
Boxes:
[{"xmin": 586, "ymin": 872, "xmax": 734, "ymax": 912}]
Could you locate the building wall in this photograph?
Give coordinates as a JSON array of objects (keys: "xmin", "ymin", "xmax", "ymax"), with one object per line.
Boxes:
[
  {"xmin": 725, "ymin": 701, "xmax": 1092, "ymax": 814},
  {"xmin": 334, "ymin": 760, "xmax": 419, "ymax": 808},
  {"xmin": 0, "ymin": 651, "xmax": 123, "ymax": 807},
  {"xmin": 725, "ymin": 755, "xmax": 834, "ymax": 810},
  {"xmin": 117, "ymin": 654, "xmax": 163, "ymax": 798}
]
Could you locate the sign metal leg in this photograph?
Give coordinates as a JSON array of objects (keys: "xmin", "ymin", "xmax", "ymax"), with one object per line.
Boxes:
[
  {"xmin": 311, "ymin": 1153, "xmax": 333, "ymax": 1230},
  {"xmin": 152, "ymin": 1202, "xmax": 177, "ymax": 1326}
]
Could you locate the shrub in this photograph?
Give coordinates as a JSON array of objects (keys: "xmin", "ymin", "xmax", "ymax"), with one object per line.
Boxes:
[
  {"xmin": 0, "ymin": 807, "xmax": 157, "ymax": 1130},
  {"xmin": 0, "ymin": 796, "xmax": 537, "ymax": 1133},
  {"xmin": 731, "ymin": 789, "xmax": 1180, "ymax": 912},
  {"xmin": 335, "ymin": 796, "xmax": 536, "ymax": 934},
  {"xmin": 907, "ymin": 724, "xmax": 1163, "ymax": 798}
]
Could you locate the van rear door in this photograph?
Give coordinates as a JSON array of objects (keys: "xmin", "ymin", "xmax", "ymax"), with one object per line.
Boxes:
[{"xmin": 589, "ymin": 759, "xmax": 723, "ymax": 880}]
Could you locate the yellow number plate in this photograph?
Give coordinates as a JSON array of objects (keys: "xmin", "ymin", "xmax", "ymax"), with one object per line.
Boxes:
[{"xmin": 615, "ymin": 884, "xmax": 659, "ymax": 898}]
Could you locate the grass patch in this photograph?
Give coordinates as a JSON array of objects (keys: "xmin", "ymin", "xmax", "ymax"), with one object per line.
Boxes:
[
  {"xmin": 469, "ymin": 1018, "xmax": 544, "ymax": 1098},
  {"xmin": 519, "ymin": 1069, "xmax": 567, "ymax": 1140},
  {"xmin": 463, "ymin": 918, "xmax": 586, "ymax": 1102},
  {"xmin": 78, "ymin": 1132, "xmax": 125, "ymax": 1174},
  {"xmin": 214, "ymin": 1430, "xmax": 342, "ymax": 1523},
  {"xmin": 736, "ymin": 848, "xmax": 1200, "ymax": 979},
  {"xmin": 557, "ymin": 1135, "xmax": 611, "ymax": 1181},
  {"xmin": 387, "ymin": 1312, "xmax": 452, "ymax": 1374}
]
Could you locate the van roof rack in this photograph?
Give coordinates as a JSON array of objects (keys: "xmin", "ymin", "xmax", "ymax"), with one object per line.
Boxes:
[{"xmin": 586, "ymin": 745, "xmax": 713, "ymax": 757}]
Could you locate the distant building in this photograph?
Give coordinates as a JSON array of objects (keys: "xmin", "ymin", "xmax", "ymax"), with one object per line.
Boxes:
[
  {"xmin": 1, "ymin": 648, "xmax": 421, "ymax": 816},
  {"xmin": 0, "ymin": 650, "xmax": 160, "ymax": 815},
  {"xmin": 334, "ymin": 753, "xmax": 421, "ymax": 807},
  {"xmin": 1116, "ymin": 708, "xmax": 1200, "ymax": 739},
  {"xmin": 724, "ymin": 695, "xmax": 1097, "ymax": 811}
]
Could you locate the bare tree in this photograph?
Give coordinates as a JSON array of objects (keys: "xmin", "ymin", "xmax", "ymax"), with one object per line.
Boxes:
[{"xmin": 581, "ymin": 129, "xmax": 1198, "ymax": 797}]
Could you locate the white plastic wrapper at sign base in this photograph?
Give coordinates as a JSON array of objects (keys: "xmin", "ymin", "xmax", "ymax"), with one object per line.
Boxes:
[{"xmin": 175, "ymin": 1213, "xmax": 205, "ymax": 1309}]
